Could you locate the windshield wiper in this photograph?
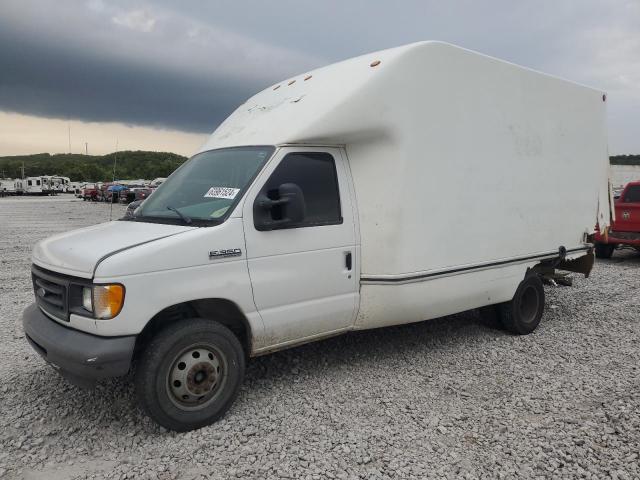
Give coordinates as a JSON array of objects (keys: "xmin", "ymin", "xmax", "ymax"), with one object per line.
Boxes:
[{"xmin": 166, "ymin": 205, "xmax": 192, "ymax": 224}]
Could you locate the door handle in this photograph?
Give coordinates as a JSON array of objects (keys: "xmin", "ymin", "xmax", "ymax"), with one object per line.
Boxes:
[{"xmin": 345, "ymin": 252, "xmax": 352, "ymax": 271}]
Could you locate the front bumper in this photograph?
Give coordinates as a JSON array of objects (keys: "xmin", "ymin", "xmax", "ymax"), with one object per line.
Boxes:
[
  {"xmin": 594, "ymin": 230, "xmax": 640, "ymax": 247},
  {"xmin": 22, "ymin": 303, "xmax": 136, "ymax": 387}
]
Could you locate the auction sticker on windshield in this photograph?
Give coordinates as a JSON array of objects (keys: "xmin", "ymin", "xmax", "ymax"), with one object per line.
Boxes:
[{"xmin": 204, "ymin": 187, "xmax": 240, "ymax": 199}]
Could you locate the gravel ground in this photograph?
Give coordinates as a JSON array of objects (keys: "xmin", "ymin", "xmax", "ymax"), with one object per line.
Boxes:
[{"xmin": 0, "ymin": 195, "xmax": 639, "ymax": 480}]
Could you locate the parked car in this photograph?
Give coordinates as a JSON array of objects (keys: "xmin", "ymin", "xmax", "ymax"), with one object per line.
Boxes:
[
  {"xmin": 94, "ymin": 183, "xmax": 106, "ymax": 202},
  {"xmin": 120, "ymin": 186, "xmax": 152, "ymax": 204},
  {"xmin": 81, "ymin": 183, "xmax": 98, "ymax": 201},
  {"xmin": 22, "ymin": 41, "xmax": 612, "ymax": 431},
  {"xmin": 149, "ymin": 177, "xmax": 166, "ymax": 188},
  {"xmin": 594, "ymin": 181, "xmax": 640, "ymax": 257},
  {"xmin": 124, "ymin": 199, "xmax": 144, "ymax": 218},
  {"xmin": 105, "ymin": 184, "xmax": 126, "ymax": 203}
]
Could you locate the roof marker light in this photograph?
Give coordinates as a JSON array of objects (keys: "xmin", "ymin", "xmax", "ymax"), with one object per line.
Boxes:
[
  {"xmin": 288, "ymin": 80, "xmax": 296, "ymax": 86},
  {"xmin": 304, "ymin": 75, "xmax": 312, "ymax": 81},
  {"xmin": 370, "ymin": 60, "xmax": 381, "ymax": 67},
  {"xmin": 273, "ymin": 85, "xmax": 281, "ymax": 90}
]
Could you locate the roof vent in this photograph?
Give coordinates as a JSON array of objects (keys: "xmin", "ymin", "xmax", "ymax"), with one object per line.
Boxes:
[
  {"xmin": 288, "ymin": 80, "xmax": 296, "ymax": 86},
  {"xmin": 370, "ymin": 60, "xmax": 381, "ymax": 67},
  {"xmin": 304, "ymin": 75, "xmax": 312, "ymax": 81},
  {"xmin": 273, "ymin": 85, "xmax": 281, "ymax": 90}
]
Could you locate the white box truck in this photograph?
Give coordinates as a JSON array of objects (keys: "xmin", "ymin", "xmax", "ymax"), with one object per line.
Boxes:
[{"xmin": 22, "ymin": 42, "xmax": 612, "ymax": 431}]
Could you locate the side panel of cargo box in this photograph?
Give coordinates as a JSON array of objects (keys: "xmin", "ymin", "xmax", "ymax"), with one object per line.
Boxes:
[{"xmin": 347, "ymin": 43, "xmax": 609, "ymax": 329}]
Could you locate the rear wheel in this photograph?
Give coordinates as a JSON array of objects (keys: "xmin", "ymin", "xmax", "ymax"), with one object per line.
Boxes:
[
  {"xmin": 499, "ymin": 275, "xmax": 545, "ymax": 335},
  {"xmin": 135, "ymin": 318, "xmax": 245, "ymax": 431},
  {"xmin": 595, "ymin": 243, "xmax": 615, "ymax": 259}
]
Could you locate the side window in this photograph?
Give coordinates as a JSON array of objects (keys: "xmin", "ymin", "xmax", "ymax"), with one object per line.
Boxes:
[
  {"xmin": 623, "ymin": 185, "xmax": 640, "ymax": 203},
  {"xmin": 28, "ymin": 180, "xmax": 32, "ymax": 186},
  {"xmin": 36, "ymin": 179, "xmax": 41, "ymax": 186},
  {"xmin": 262, "ymin": 152, "xmax": 342, "ymax": 228}
]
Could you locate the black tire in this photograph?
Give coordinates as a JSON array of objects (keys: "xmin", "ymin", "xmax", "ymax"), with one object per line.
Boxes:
[
  {"xmin": 478, "ymin": 305, "xmax": 503, "ymax": 329},
  {"xmin": 595, "ymin": 243, "xmax": 615, "ymax": 259},
  {"xmin": 499, "ymin": 275, "xmax": 545, "ymax": 335},
  {"xmin": 135, "ymin": 318, "xmax": 245, "ymax": 432}
]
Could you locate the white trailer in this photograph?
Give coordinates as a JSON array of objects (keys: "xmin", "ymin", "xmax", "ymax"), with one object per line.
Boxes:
[
  {"xmin": 23, "ymin": 42, "xmax": 611, "ymax": 431},
  {"xmin": 14, "ymin": 178, "xmax": 24, "ymax": 195},
  {"xmin": 69, "ymin": 182, "xmax": 82, "ymax": 195},
  {"xmin": 0, "ymin": 178, "xmax": 16, "ymax": 195},
  {"xmin": 39, "ymin": 175, "xmax": 70, "ymax": 194},
  {"xmin": 52, "ymin": 176, "xmax": 71, "ymax": 193},
  {"xmin": 24, "ymin": 176, "xmax": 44, "ymax": 194}
]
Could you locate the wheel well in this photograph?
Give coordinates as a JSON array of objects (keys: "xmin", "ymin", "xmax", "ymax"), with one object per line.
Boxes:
[{"xmin": 134, "ymin": 299, "xmax": 251, "ymax": 359}]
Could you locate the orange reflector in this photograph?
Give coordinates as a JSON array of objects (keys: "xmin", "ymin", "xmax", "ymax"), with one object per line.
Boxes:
[{"xmin": 370, "ymin": 60, "xmax": 381, "ymax": 67}]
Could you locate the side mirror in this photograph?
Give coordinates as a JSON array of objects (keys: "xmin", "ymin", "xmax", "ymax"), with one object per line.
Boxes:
[{"xmin": 254, "ymin": 183, "xmax": 306, "ymax": 231}]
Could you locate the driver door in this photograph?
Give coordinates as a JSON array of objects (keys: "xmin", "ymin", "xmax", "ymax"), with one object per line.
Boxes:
[{"xmin": 242, "ymin": 147, "xmax": 359, "ymax": 349}]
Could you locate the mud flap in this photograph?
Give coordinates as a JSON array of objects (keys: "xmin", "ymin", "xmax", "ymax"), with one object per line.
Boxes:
[{"xmin": 556, "ymin": 249, "xmax": 595, "ymax": 278}]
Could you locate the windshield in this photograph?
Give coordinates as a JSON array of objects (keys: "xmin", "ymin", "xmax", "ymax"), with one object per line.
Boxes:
[{"xmin": 134, "ymin": 146, "xmax": 274, "ymax": 225}]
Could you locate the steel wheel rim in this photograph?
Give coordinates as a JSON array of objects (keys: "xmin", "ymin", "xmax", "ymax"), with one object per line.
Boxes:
[{"xmin": 166, "ymin": 344, "xmax": 226, "ymax": 411}]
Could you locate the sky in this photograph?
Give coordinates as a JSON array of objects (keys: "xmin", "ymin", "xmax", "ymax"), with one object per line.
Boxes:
[{"xmin": 0, "ymin": 0, "xmax": 638, "ymax": 157}]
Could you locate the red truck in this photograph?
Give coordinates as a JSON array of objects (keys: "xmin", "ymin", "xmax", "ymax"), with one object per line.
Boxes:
[
  {"xmin": 594, "ymin": 181, "xmax": 640, "ymax": 258},
  {"xmin": 81, "ymin": 183, "xmax": 98, "ymax": 201}
]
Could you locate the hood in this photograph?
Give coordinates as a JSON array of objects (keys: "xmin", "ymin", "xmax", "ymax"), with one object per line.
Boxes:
[{"xmin": 33, "ymin": 221, "xmax": 194, "ymax": 278}]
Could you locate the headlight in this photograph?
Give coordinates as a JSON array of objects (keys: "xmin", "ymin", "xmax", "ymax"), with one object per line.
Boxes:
[
  {"xmin": 93, "ymin": 284, "xmax": 125, "ymax": 320},
  {"xmin": 79, "ymin": 284, "xmax": 125, "ymax": 319},
  {"xmin": 82, "ymin": 287, "xmax": 93, "ymax": 312}
]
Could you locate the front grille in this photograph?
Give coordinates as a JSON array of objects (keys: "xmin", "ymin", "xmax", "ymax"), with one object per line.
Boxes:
[{"xmin": 32, "ymin": 266, "xmax": 70, "ymax": 321}]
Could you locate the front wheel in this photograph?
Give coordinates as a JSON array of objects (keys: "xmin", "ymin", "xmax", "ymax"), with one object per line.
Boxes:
[
  {"xmin": 135, "ymin": 318, "xmax": 245, "ymax": 431},
  {"xmin": 499, "ymin": 275, "xmax": 545, "ymax": 335}
]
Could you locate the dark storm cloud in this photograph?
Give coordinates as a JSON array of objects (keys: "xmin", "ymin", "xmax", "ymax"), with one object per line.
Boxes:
[
  {"xmin": 0, "ymin": 0, "xmax": 322, "ymax": 133},
  {"xmin": 1, "ymin": 0, "xmax": 639, "ymax": 152},
  {"xmin": 0, "ymin": 24, "xmax": 258, "ymax": 133}
]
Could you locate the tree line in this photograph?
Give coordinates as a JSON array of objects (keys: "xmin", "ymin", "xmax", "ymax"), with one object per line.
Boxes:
[
  {"xmin": 0, "ymin": 151, "xmax": 187, "ymax": 182},
  {"xmin": 610, "ymin": 155, "xmax": 640, "ymax": 166},
  {"xmin": 0, "ymin": 151, "xmax": 638, "ymax": 183}
]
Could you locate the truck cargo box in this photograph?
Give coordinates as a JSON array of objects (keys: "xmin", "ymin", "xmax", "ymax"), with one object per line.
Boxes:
[{"xmin": 202, "ymin": 41, "xmax": 611, "ymax": 276}]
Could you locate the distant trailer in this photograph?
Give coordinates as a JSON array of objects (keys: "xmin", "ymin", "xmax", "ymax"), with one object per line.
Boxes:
[
  {"xmin": 40, "ymin": 176, "xmax": 57, "ymax": 195},
  {"xmin": 14, "ymin": 178, "xmax": 24, "ymax": 195},
  {"xmin": 50, "ymin": 176, "xmax": 71, "ymax": 193},
  {"xmin": 69, "ymin": 182, "xmax": 82, "ymax": 195},
  {"xmin": 0, "ymin": 178, "xmax": 16, "ymax": 196},
  {"xmin": 24, "ymin": 177, "xmax": 44, "ymax": 195},
  {"xmin": 61, "ymin": 177, "xmax": 71, "ymax": 192}
]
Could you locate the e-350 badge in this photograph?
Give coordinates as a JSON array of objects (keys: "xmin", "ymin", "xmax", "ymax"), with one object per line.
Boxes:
[{"xmin": 209, "ymin": 248, "xmax": 242, "ymax": 259}]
